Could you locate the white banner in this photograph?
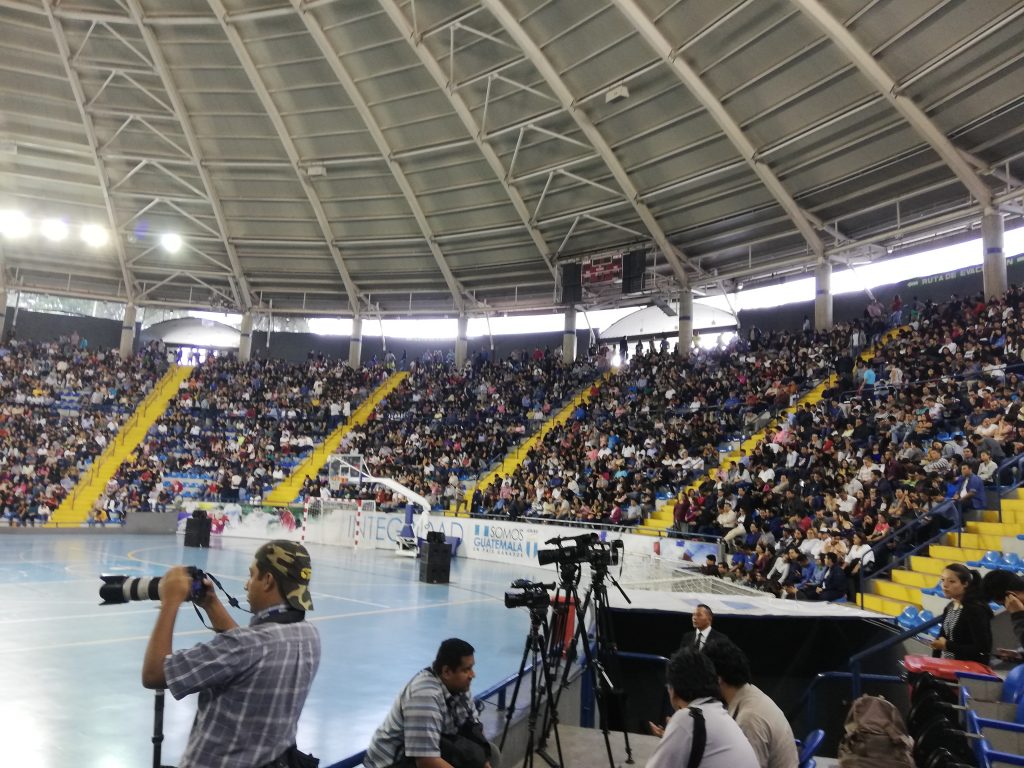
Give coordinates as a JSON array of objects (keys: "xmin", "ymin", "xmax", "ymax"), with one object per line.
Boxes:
[{"xmin": 178, "ymin": 503, "xmax": 719, "ymax": 567}]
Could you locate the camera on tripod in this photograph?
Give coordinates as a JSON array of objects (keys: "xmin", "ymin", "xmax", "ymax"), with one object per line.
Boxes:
[
  {"xmin": 504, "ymin": 578, "xmax": 555, "ymax": 610},
  {"xmin": 536, "ymin": 532, "xmax": 598, "ymax": 566},
  {"xmin": 536, "ymin": 533, "xmax": 623, "ymax": 569},
  {"xmin": 588, "ymin": 539, "xmax": 623, "ymax": 568},
  {"xmin": 98, "ymin": 566, "xmax": 209, "ymax": 605}
]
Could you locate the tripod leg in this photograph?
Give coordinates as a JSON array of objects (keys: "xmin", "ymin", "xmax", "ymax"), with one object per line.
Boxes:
[
  {"xmin": 500, "ymin": 629, "xmax": 536, "ymax": 751},
  {"xmin": 591, "ymin": 582, "xmax": 634, "ymax": 766},
  {"xmin": 152, "ymin": 689, "xmax": 165, "ymax": 768},
  {"xmin": 536, "ymin": 617, "xmax": 567, "ymax": 768}
]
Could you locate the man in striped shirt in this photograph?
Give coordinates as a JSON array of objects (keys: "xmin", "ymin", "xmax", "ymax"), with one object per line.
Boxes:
[{"xmin": 364, "ymin": 638, "xmax": 496, "ymax": 768}]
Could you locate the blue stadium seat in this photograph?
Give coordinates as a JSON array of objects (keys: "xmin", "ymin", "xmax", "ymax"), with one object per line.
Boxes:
[
  {"xmin": 897, "ymin": 606, "xmax": 919, "ymax": 631},
  {"xmin": 1002, "ymin": 663, "xmax": 1024, "ymax": 704},
  {"xmin": 998, "ymin": 552, "xmax": 1022, "ymax": 571},
  {"xmin": 922, "ymin": 579, "xmax": 944, "ymax": 597},
  {"xmin": 967, "ymin": 551, "xmax": 1002, "ymax": 569},
  {"xmin": 797, "ymin": 729, "xmax": 824, "ymax": 768}
]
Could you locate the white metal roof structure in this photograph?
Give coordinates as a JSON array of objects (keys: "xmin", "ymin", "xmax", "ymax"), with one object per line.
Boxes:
[{"xmin": 0, "ymin": 0, "xmax": 1021, "ymax": 318}]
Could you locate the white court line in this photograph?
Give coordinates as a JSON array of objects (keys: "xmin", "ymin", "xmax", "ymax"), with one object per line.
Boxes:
[
  {"xmin": 0, "ymin": 596, "xmax": 496, "ymax": 655},
  {"xmin": 0, "ymin": 608, "xmax": 156, "ymax": 624},
  {"xmin": 124, "ymin": 546, "xmax": 391, "ymax": 608}
]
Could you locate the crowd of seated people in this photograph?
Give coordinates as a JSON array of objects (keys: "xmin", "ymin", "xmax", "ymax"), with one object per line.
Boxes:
[
  {"xmin": 106, "ymin": 354, "xmax": 385, "ymax": 513},
  {"xmin": 470, "ymin": 322, "xmax": 869, "ymax": 526},
  {"xmin": 680, "ymin": 286, "xmax": 1024, "ymax": 600},
  {"xmin": 301, "ymin": 347, "xmax": 600, "ymax": 509},
  {"xmin": 0, "ymin": 337, "xmax": 168, "ymax": 525}
]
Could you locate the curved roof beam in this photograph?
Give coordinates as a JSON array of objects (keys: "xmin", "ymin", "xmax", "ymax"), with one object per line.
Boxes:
[
  {"xmin": 206, "ymin": 0, "xmax": 362, "ymax": 316},
  {"xmin": 790, "ymin": 0, "xmax": 993, "ymax": 210},
  {"xmin": 43, "ymin": 2, "xmax": 136, "ymax": 301},
  {"xmin": 123, "ymin": 0, "xmax": 251, "ymax": 310},
  {"xmin": 479, "ymin": 0, "xmax": 691, "ymax": 288},
  {"xmin": 289, "ymin": 0, "xmax": 465, "ymax": 312},
  {"xmin": 376, "ymin": 0, "xmax": 556, "ymax": 281},
  {"xmin": 611, "ymin": 0, "xmax": 825, "ymax": 260}
]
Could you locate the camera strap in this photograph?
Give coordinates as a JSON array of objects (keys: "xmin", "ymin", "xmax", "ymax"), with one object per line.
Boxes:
[{"xmin": 190, "ymin": 572, "xmax": 253, "ymax": 631}]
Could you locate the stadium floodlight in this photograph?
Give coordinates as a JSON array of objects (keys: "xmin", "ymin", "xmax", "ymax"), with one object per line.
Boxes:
[
  {"xmin": 40, "ymin": 218, "xmax": 69, "ymax": 242},
  {"xmin": 80, "ymin": 224, "xmax": 109, "ymax": 248},
  {"xmin": 0, "ymin": 210, "xmax": 31, "ymax": 240},
  {"xmin": 160, "ymin": 233, "xmax": 183, "ymax": 254}
]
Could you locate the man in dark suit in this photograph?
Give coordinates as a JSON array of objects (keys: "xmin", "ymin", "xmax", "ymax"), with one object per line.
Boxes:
[{"xmin": 679, "ymin": 603, "xmax": 728, "ymax": 651}]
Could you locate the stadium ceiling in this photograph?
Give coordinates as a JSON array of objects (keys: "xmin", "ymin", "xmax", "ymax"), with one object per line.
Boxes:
[{"xmin": 0, "ymin": 0, "xmax": 1022, "ymax": 318}]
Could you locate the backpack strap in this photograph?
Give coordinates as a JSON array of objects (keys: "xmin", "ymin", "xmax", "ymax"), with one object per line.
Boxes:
[{"xmin": 687, "ymin": 707, "xmax": 706, "ymax": 768}]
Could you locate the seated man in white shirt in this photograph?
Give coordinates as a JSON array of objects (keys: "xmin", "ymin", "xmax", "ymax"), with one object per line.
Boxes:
[{"xmin": 647, "ymin": 648, "xmax": 758, "ymax": 768}]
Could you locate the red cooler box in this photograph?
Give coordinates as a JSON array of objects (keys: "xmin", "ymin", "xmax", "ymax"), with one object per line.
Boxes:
[{"xmin": 902, "ymin": 654, "xmax": 995, "ymax": 682}]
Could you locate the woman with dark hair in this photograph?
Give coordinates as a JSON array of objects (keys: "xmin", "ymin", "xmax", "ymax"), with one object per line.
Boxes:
[{"xmin": 931, "ymin": 563, "xmax": 993, "ymax": 664}]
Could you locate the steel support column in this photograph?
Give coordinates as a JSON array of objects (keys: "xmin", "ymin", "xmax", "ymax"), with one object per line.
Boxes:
[
  {"xmin": 349, "ymin": 316, "xmax": 363, "ymax": 369},
  {"xmin": 456, "ymin": 315, "xmax": 469, "ymax": 368},
  {"xmin": 982, "ymin": 209, "xmax": 1007, "ymax": 300},
  {"xmin": 562, "ymin": 307, "xmax": 577, "ymax": 364},
  {"xmin": 678, "ymin": 291, "xmax": 693, "ymax": 357},
  {"xmin": 815, "ymin": 261, "xmax": 833, "ymax": 331},
  {"xmin": 238, "ymin": 311, "xmax": 253, "ymax": 362},
  {"xmin": 119, "ymin": 303, "xmax": 137, "ymax": 358}
]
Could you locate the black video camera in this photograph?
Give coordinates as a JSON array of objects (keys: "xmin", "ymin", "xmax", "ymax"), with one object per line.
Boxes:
[
  {"xmin": 536, "ymin": 532, "xmax": 599, "ymax": 567},
  {"xmin": 99, "ymin": 566, "xmax": 209, "ymax": 605},
  {"xmin": 587, "ymin": 539, "xmax": 624, "ymax": 568},
  {"xmin": 504, "ymin": 578, "xmax": 555, "ymax": 610}
]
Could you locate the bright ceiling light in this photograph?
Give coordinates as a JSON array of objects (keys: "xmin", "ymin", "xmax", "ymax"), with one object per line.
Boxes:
[
  {"xmin": 0, "ymin": 210, "xmax": 31, "ymax": 240},
  {"xmin": 160, "ymin": 233, "xmax": 183, "ymax": 254},
  {"xmin": 80, "ymin": 224, "xmax": 109, "ymax": 248},
  {"xmin": 40, "ymin": 218, "xmax": 69, "ymax": 242}
]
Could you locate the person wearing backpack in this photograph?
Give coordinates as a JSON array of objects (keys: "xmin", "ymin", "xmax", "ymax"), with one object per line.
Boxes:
[{"xmin": 646, "ymin": 648, "xmax": 758, "ymax": 768}]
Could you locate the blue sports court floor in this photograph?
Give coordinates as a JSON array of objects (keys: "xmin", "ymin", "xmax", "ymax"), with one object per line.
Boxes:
[{"xmin": 0, "ymin": 533, "xmax": 552, "ymax": 768}]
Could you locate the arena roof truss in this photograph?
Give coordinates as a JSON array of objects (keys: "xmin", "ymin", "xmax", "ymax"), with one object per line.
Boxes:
[{"xmin": 0, "ymin": 0, "xmax": 1020, "ymax": 317}]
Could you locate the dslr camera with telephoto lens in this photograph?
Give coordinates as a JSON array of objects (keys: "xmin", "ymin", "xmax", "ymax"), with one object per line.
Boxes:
[{"xmin": 98, "ymin": 566, "xmax": 209, "ymax": 605}]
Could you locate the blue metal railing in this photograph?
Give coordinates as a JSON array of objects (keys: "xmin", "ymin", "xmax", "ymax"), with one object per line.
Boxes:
[
  {"xmin": 848, "ymin": 614, "xmax": 944, "ymax": 698},
  {"xmin": 993, "ymin": 453, "xmax": 1024, "ymax": 512},
  {"xmin": 857, "ymin": 501, "xmax": 960, "ymax": 608},
  {"xmin": 788, "ymin": 671, "xmax": 905, "ymax": 734}
]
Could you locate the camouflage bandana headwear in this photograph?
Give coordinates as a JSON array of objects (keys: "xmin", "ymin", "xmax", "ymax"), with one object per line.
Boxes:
[{"xmin": 255, "ymin": 540, "xmax": 314, "ymax": 611}]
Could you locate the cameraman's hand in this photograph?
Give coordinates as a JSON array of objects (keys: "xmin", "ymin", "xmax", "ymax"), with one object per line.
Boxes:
[
  {"xmin": 196, "ymin": 576, "xmax": 239, "ymax": 633},
  {"xmin": 194, "ymin": 577, "xmax": 222, "ymax": 612},
  {"xmin": 160, "ymin": 566, "xmax": 193, "ymax": 606}
]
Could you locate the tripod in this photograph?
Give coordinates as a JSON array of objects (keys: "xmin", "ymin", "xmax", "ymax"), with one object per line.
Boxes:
[
  {"xmin": 539, "ymin": 558, "xmax": 633, "ymax": 768},
  {"xmin": 151, "ymin": 689, "xmax": 174, "ymax": 768},
  {"xmin": 499, "ymin": 600, "xmax": 565, "ymax": 768}
]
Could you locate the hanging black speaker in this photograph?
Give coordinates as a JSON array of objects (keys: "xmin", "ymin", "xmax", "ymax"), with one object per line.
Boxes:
[
  {"xmin": 622, "ymin": 250, "xmax": 645, "ymax": 294},
  {"xmin": 559, "ymin": 264, "xmax": 583, "ymax": 304}
]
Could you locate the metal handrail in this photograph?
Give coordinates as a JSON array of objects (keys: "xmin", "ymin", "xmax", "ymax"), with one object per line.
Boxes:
[
  {"xmin": 857, "ymin": 501, "xmax": 960, "ymax": 607},
  {"xmin": 849, "ymin": 614, "xmax": 945, "ymax": 698},
  {"xmin": 787, "ymin": 670, "xmax": 904, "ymax": 731},
  {"xmin": 992, "ymin": 453, "xmax": 1024, "ymax": 513}
]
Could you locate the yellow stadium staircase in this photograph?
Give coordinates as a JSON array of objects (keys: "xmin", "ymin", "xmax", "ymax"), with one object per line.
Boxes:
[
  {"xmin": 48, "ymin": 364, "xmax": 194, "ymax": 526},
  {"xmin": 263, "ymin": 371, "xmax": 409, "ymax": 505},
  {"xmin": 640, "ymin": 328, "xmax": 904, "ymax": 536},
  {"xmin": 858, "ymin": 495, "xmax": 1024, "ymax": 617},
  {"xmin": 457, "ymin": 372, "xmax": 610, "ymax": 511}
]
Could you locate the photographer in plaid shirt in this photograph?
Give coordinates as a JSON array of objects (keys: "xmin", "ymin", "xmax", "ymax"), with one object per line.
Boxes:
[
  {"xmin": 142, "ymin": 540, "xmax": 321, "ymax": 768},
  {"xmin": 364, "ymin": 638, "xmax": 499, "ymax": 768}
]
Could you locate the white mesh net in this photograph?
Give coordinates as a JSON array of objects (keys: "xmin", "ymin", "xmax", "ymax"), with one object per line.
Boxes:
[{"xmin": 619, "ymin": 552, "xmax": 762, "ymax": 596}]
